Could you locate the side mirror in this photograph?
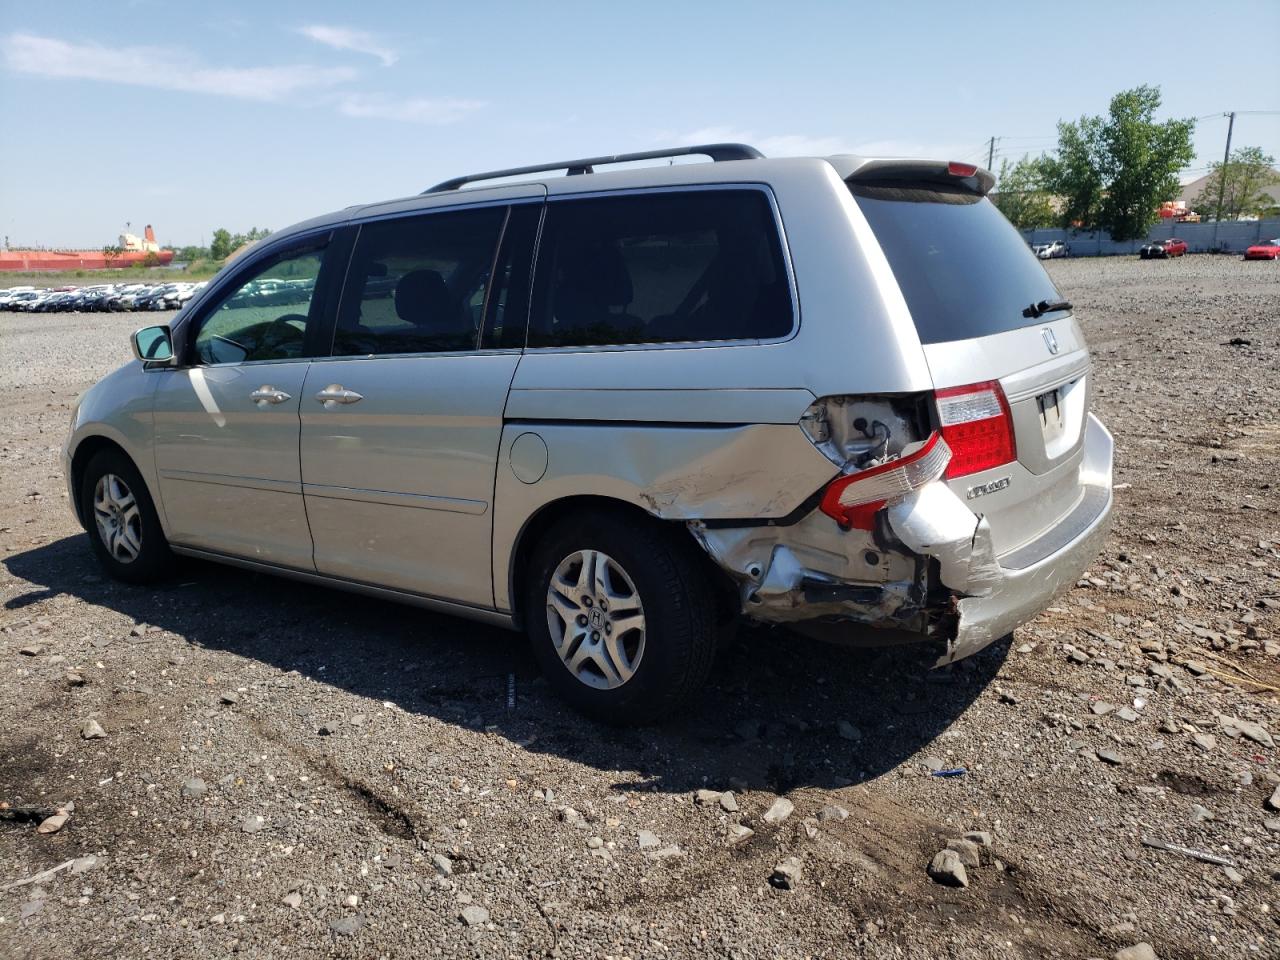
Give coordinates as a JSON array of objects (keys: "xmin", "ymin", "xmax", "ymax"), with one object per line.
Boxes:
[{"xmin": 132, "ymin": 325, "xmax": 174, "ymax": 364}]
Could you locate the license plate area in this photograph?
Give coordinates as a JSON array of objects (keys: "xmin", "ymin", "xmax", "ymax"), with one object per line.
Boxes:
[{"xmin": 1037, "ymin": 388, "xmax": 1064, "ymax": 440}]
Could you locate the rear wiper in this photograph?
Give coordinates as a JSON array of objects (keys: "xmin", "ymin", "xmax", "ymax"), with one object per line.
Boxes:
[{"xmin": 1022, "ymin": 298, "xmax": 1073, "ymax": 319}]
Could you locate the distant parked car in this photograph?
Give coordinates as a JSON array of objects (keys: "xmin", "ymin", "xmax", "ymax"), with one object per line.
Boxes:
[
  {"xmin": 36, "ymin": 291, "xmax": 78, "ymax": 312},
  {"xmin": 1243, "ymin": 238, "xmax": 1280, "ymax": 261},
  {"xmin": 1139, "ymin": 238, "xmax": 1187, "ymax": 259},
  {"xmin": 134, "ymin": 286, "xmax": 171, "ymax": 311},
  {"xmin": 2, "ymin": 290, "xmax": 43, "ymax": 311},
  {"xmin": 1035, "ymin": 240, "xmax": 1069, "ymax": 260}
]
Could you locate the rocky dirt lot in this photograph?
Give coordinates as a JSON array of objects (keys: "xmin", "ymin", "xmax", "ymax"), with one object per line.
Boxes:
[{"xmin": 1, "ymin": 256, "xmax": 1278, "ymax": 960}]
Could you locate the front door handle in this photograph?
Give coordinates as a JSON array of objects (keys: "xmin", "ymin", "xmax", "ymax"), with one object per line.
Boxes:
[
  {"xmin": 315, "ymin": 384, "xmax": 364, "ymax": 408},
  {"xmin": 250, "ymin": 386, "xmax": 292, "ymax": 407}
]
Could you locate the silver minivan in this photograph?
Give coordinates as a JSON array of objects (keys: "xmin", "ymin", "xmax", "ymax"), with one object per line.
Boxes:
[{"xmin": 65, "ymin": 144, "xmax": 1112, "ymax": 722}]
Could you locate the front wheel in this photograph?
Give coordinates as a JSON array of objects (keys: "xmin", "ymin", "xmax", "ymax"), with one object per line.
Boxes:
[
  {"xmin": 524, "ymin": 510, "xmax": 718, "ymax": 724},
  {"xmin": 79, "ymin": 448, "xmax": 172, "ymax": 584}
]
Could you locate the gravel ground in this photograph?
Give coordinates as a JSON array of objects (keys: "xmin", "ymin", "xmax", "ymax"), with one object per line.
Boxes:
[{"xmin": 1, "ymin": 256, "xmax": 1278, "ymax": 960}]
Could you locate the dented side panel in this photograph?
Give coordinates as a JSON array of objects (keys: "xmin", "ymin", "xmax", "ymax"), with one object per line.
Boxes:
[{"xmin": 490, "ymin": 420, "xmax": 840, "ymax": 612}]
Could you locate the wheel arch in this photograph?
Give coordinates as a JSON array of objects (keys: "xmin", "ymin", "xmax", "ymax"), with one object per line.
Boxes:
[
  {"xmin": 505, "ymin": 494, "xmax": 733, "ymax": 631},
  {"xmin": 69, "ymin": 434, "xmax": 147, "ymax": 529}
]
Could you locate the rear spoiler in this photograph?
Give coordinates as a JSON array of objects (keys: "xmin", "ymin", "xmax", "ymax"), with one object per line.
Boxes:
[{"xmin": 840, "ymin": 158, "xmax": 995, "ymax": 197}]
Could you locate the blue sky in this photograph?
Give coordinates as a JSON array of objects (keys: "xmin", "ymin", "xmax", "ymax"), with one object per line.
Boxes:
[{"xmin": 2, "ymin": 0, "xmax": 1277, "ymax": 248}]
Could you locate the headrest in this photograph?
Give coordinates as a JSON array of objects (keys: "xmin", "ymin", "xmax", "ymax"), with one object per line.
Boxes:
[{"xmin": 394, "ymin": 269, "xmax": 453, "ymax": 329}]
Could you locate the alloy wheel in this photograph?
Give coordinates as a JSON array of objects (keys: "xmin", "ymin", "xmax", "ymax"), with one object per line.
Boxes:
[
  {"xmin": 545, "ymin": 549, "xmax": 646, "ymax": 689},
  {"xmin": 93, "ymin": 473, "xmax": 142, "ymax": 564}
]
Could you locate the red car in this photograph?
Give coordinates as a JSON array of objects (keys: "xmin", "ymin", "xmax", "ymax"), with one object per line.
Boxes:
[
  {"xmin": 1139, "ymin": 237, "xmax": 1187, "ymax": 258},
  {"xmin": 1244, "ymin": 238, "xmax": 1280, "ymax": 260}
]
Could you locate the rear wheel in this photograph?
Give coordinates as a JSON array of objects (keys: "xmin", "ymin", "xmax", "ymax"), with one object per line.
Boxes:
[
  {"xmin": 79, "ymin": 448, "xmax": 172, "ymax": 584},
  {"xmin": 525, "ymin": 510, "xmax": 718, "ymax": 724}
]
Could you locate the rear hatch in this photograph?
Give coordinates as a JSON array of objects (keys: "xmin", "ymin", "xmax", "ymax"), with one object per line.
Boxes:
[{"xmin": 847, "ymin": 164, "xmax": 1094, "ymax": 558}]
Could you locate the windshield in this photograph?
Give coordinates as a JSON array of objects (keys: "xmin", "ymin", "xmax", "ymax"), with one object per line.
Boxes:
[{"xmin": 850, "ymin": 181, "xmax": 1065, "ymax": 345}]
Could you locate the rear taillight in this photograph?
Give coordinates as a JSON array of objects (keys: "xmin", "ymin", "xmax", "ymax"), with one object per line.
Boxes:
[
  {"xmin": 819, "ymin": 432, "xmax": 951, "ymax": 530},
  {"xmin": 935, "ymin": 380, "xmax": 1017, "ymax": 479},
  {"xmin": 947, "ymin": 161, "xmax": 978, "ymax": 177}
]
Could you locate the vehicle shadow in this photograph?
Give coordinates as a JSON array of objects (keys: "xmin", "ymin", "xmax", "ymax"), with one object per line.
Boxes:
[{"xmin": 5, "ymin": 535, "xmax": 1008, "ymax": 794}]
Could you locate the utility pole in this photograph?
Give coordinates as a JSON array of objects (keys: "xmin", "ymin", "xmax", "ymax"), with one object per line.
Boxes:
[
  {"xmin": 1212, "ymin": 111, "xmax": 1235, "ymax": 251},
  {"xmin": 987, "ymin": 136, "xmax": 996, "ymax": 170}
]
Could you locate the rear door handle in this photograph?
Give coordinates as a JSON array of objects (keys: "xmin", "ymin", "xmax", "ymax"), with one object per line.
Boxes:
[
  {"xmin": 315, "ymin": 384, "xmax": 364, "ymax": 408},
  {"xmin": 250, "ymin": 386, "xmax": 292, "ymax": 406}
]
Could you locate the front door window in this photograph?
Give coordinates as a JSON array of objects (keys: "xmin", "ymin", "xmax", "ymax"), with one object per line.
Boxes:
[{"xmin": 192, "ymin": 249, "xmax": 325, "ymax": 364}]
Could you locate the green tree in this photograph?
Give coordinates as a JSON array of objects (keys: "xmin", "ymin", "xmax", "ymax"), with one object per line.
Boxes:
[
  {"xmin": 1041, "ymin": 115, "xmax": 1106, "ymax": 231},
  {"xmin": 220, "ymin": 227, "xmax": 272, "ymax": 258},
  {"xmin": 209, "ymin": 228, "xmax": 234, "ymax": 260},
  {"xmin": 101, "ymin": 244, "xmax": 124, "ymax": 267},
  {"xmin": 1041, "ymin": 85, "xmax": 1194, "ymax": 240},
  {"xmin": 992, "ymin": 155, "xmax": 1057, "ymax": 229},
  {"xmin": 175, "ymin": 244, "xmax": 210, "ymax": 262},
  {"xmin": 1191, "ymin": 146, "xmax": 1280, "ymax": 221}
]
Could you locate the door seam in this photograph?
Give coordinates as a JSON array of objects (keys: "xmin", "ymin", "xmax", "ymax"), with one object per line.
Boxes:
[{"xmin": 297, "ymin": 361, "xmax": 318, "ymax": 571}]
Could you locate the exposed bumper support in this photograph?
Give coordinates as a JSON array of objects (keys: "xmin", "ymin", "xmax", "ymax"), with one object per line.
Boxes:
[{"xmin": 688, "ymin": 516, "xmax": 921, "ymax": 626}]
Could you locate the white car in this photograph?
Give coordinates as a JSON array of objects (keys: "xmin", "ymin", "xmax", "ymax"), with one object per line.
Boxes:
[
  {"xmin": 1, "ymin": 289, "xmax": 42, "ymax": 310},
  {"xmin": 1035, "ymin": 240, "xmax": 1069, "ymax": 260}
]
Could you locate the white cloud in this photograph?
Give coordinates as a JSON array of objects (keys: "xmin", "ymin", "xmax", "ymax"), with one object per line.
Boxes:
[
  {"xmin": 336, "ymin": 93, "xmax": 484, "ymax": 124},
  {"xmin": 2, "ymin": 32, "xmax": 355, "ymax": 102},
  {"xmin": 299, "ymin": 24, "xmax": 397, "ymax": 66}
]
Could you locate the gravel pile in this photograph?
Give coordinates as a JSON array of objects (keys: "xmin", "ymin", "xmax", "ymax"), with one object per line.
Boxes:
[{"xmin": 1, "ymin": 256, "xmax": 1277, "ymax": 958}]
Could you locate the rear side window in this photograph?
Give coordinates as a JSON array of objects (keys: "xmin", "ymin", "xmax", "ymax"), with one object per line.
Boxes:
[
  {"xmin": 529, "ymin": 189, "xmax": 792, "ymax": 347},
  {"xmin": 850, "ymin": 182, "xmax": 1064, "ymax": 345},
  {"xmin": 334, "ymin": 206, "xmax": 506, "ymax": 356}
]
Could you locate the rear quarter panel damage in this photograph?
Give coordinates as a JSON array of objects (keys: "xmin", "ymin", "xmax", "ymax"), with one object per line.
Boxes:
[{"xmin": 490, "ymin": 419, "xmax": 840, "ymax": 612}]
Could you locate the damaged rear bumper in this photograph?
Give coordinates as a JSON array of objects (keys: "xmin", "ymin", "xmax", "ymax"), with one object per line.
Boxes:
[
  {"xmin": 919, "ymin": 413, "xmax": 1113, "ymax": 664},
  {"xmin": 691, "ymin": 413, "xmax": 1114, "ymax": 665}
]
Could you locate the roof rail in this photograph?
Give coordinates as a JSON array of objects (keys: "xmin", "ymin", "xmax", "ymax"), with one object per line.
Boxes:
[{"xmin": 424, "ymin": 143, "xmax": 764, "ymax": 193}]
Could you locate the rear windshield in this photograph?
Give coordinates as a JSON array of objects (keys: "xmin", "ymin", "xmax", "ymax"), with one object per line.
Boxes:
[{"xmin": 850, "ymin": 182, "xmax": 1064, "ymax": 345}]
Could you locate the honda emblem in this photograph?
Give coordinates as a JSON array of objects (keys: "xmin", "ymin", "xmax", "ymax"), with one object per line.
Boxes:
[{"xmin": 1042, "ymin": 328, "xmax": 1059, "ymax": 355}]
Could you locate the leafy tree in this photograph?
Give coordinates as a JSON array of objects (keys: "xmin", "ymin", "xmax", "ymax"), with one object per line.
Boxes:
[
  {"xmin": 175, "ymin": 245, "xmax": 210, "ymax": 262},
  {"xmin": 1041, "ymin": 85, "xmax": 1194, "ymax": 240},
  {"xmin": 992, "ymin": 155, "xmax": 1057, "ymax": 229},
  {"xmin": 213, "ymin": 227, "xmax": 273, "ymax": 259},
  {"xmin": 209, "ymin": 228, "xmax": 234, "ymax": 260},
  {"xmin": 1041, "ymin": 115, "xmax": 1106, "ymax": 231},
  {"xmin": 101, "ymin": 244, "xmax": 124, "ymax": 266},
  {"xmin": 1191, "ymin": 146, "xmax": 1280, "ymax": 221}
]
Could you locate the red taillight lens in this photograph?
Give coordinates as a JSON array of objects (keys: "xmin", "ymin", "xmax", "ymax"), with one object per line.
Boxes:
[
  {"xmin": 947, "ymin": 161, "xmax": 978, "ymax": 177},
  {"xmin": 935, "ymin": 380, "xmax": 1017, "ymax": 479},
  {"xmin": 819, "ymin": 432, "xmax": 951, "ymax": 530}
]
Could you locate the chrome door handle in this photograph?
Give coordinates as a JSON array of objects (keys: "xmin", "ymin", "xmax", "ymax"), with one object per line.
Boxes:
[
  {"xmin": 250, "ymin": 386, "xmax": 292, "ymax": 406},
  {"xmin": 315, "ymin": 384, "xmax": 364, "ymax": 408}
]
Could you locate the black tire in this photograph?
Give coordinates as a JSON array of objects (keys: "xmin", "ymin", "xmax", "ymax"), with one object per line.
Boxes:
[
  {"xmin": 524, "ymin": 509, "xmax": 718, "ymax": 725},
  {"xmin": 79, "ymin": 448, "xmax": 172, "ymax": 584}
]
